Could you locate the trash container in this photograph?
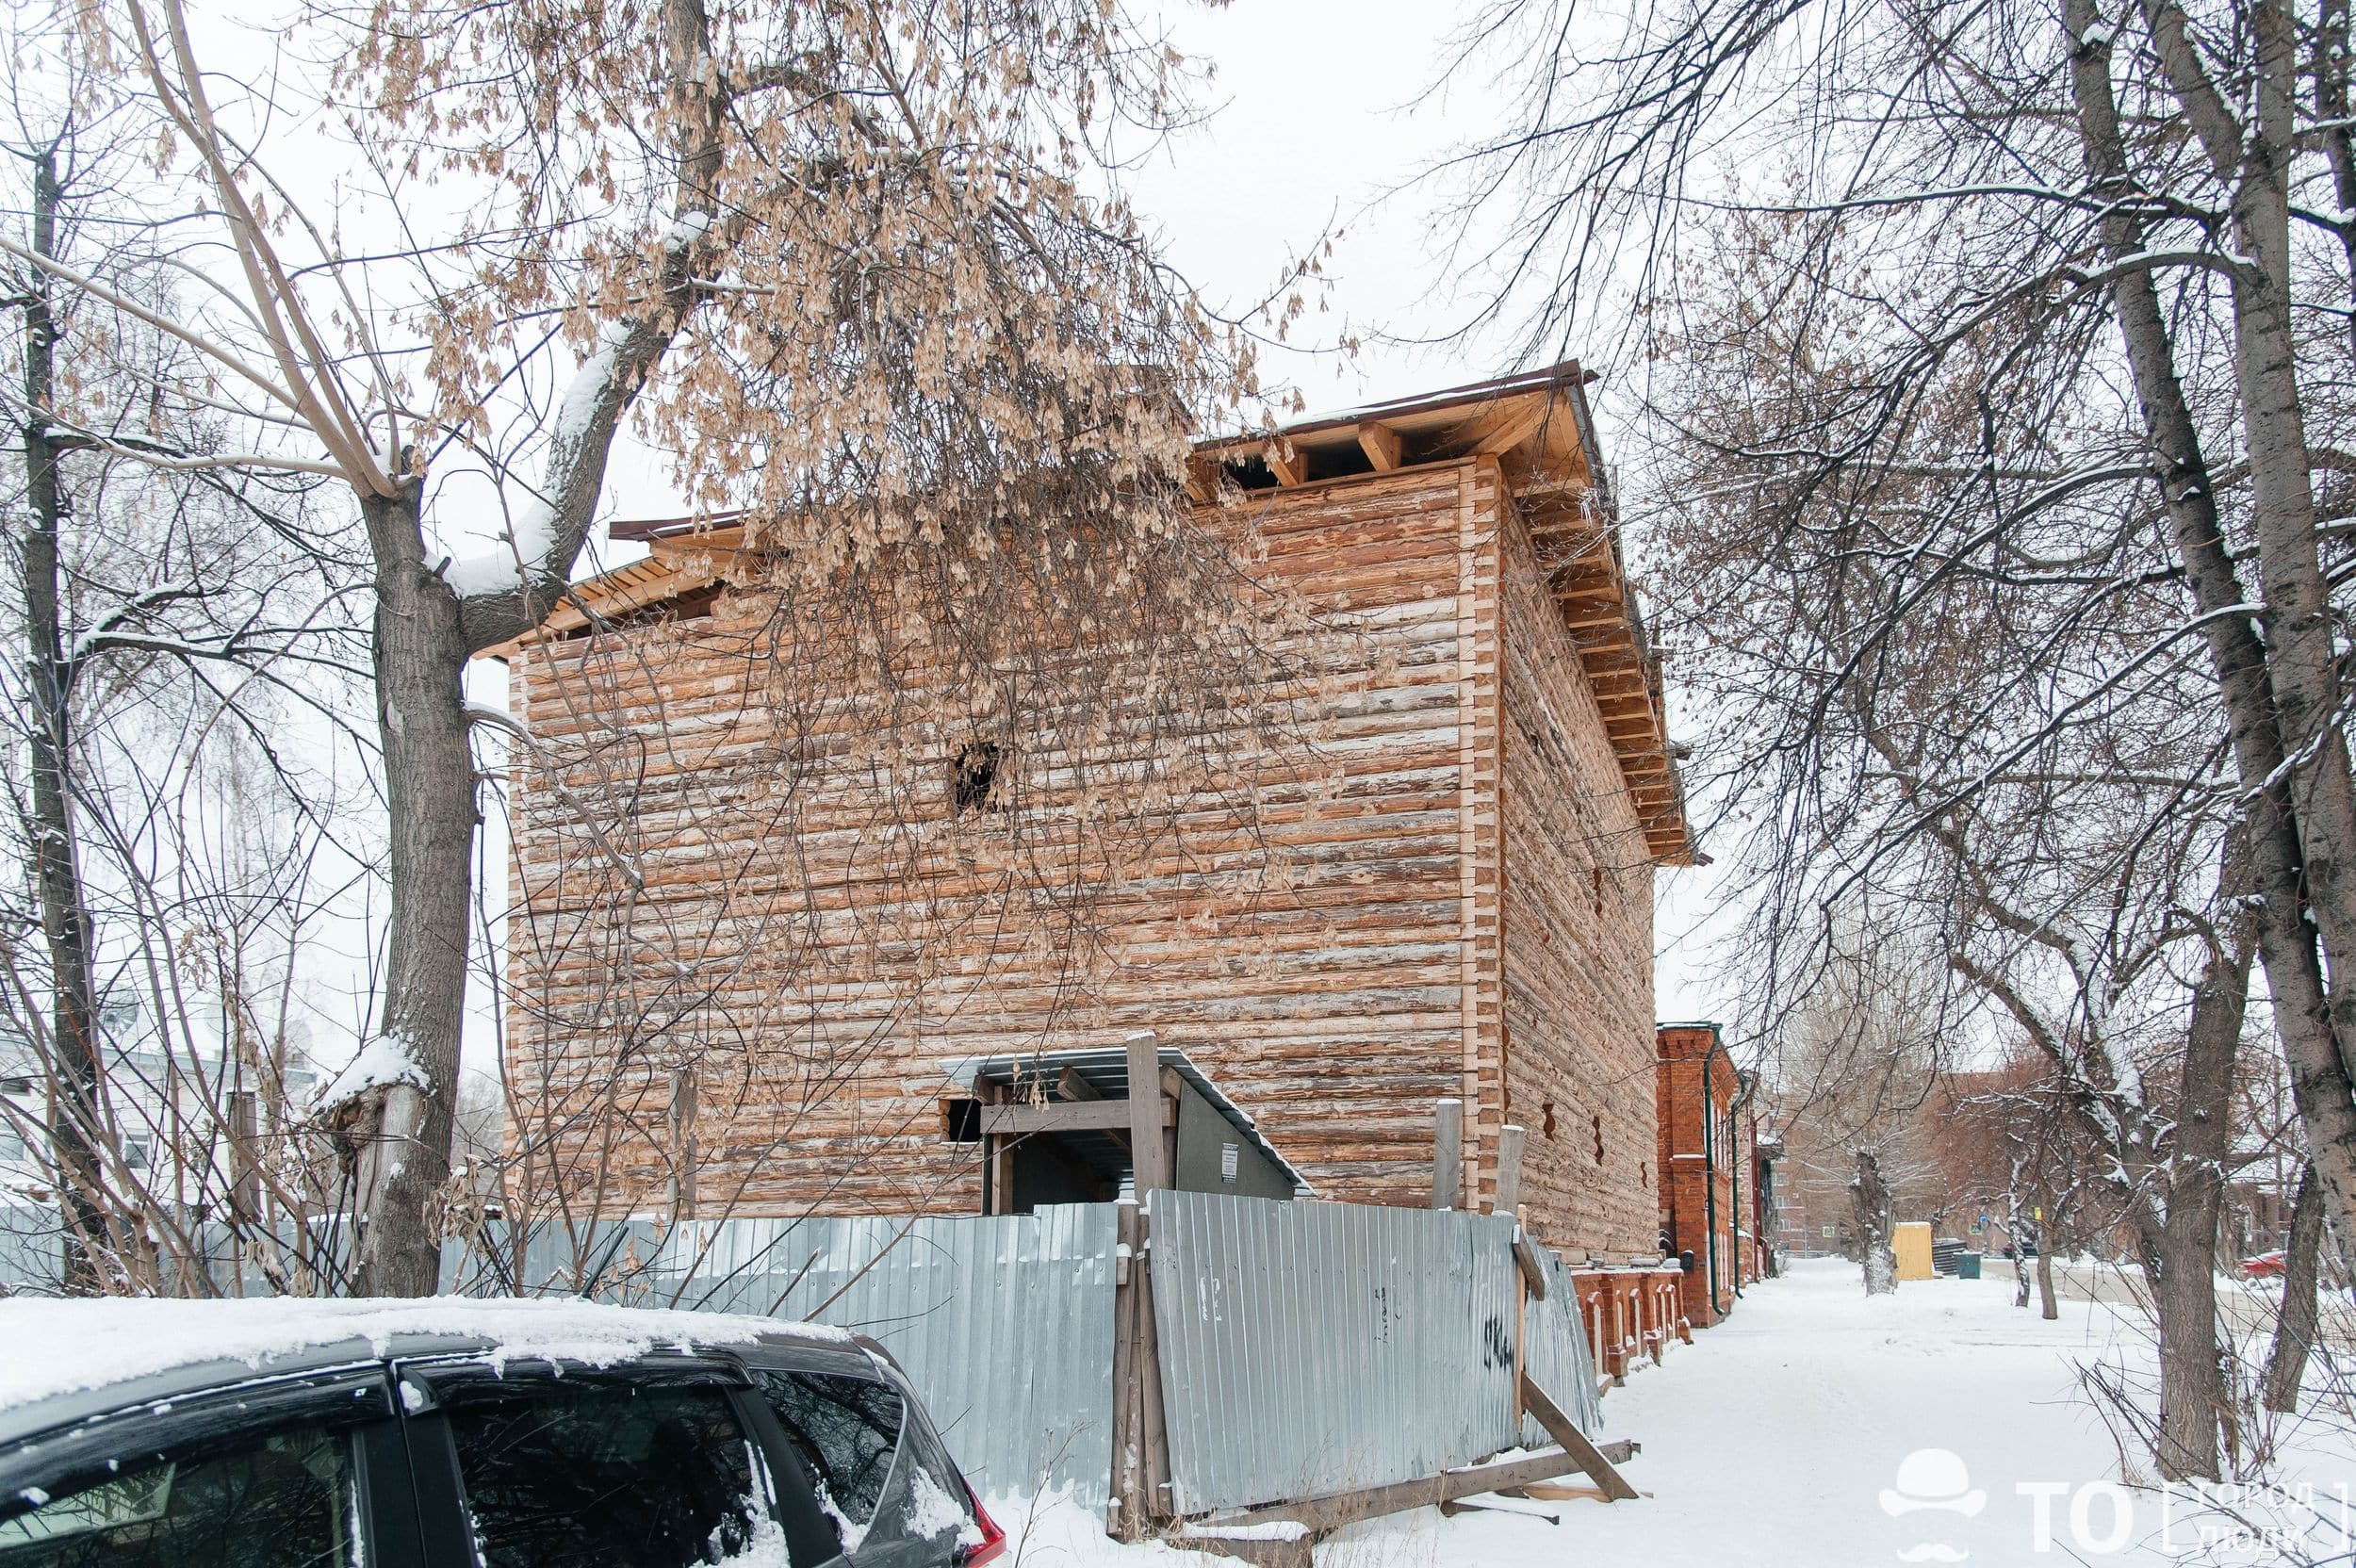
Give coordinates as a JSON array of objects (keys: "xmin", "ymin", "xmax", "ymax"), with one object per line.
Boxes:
[{"xmin": 1955, "ymin": 1252, "xmax": 1982, "ymax": 1281}]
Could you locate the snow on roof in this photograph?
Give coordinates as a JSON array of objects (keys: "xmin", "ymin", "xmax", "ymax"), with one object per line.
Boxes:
[{"xmin": 0, "ymin": 1294, "xmax": 852, "ymax": 1414}]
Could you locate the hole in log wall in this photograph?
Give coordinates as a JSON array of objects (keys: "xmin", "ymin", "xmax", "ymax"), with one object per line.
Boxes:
[{"xmin": 951, "ymin": 742, "xmax": 1005, "ymax": 814}]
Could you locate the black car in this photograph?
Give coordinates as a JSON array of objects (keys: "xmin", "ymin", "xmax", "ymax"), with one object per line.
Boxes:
[{"xmin": 0, "ymin": 1300, "xmax": 1005, "ymax": 1568}]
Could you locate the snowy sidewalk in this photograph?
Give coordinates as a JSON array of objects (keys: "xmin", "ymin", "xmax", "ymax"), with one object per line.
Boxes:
[{"xmin": 998, "ymin": 1256, "xmax": 2266, "ymax": 1565}]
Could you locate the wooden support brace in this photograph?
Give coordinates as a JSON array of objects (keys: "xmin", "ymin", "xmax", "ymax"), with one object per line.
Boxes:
[
  {"xmin": 1199, "ymin": 1445, "xmax": 1597, "ymax": 1537},
  {"xmin": 1520, "ymin": 1375, "xmax": 1639, "ymax": 1501},
  {"xmin": 1265, "ymin": 437, "xmax": 1306, "ymax": 487}
]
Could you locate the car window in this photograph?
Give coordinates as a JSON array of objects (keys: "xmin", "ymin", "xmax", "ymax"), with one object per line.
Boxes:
[
  {"xmin": 442, "ymin": 1381, "xmax": 768, "ymax": 1568},
  {"xmin": 0, "ymin": 1423, "xmax": 356, "ymax": 1568},
  {"xmin": 747, "ymin": 1371, "xmax": 903, "ymax": 1541}
]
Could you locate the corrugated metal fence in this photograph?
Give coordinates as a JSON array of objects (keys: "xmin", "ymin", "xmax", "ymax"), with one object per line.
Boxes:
[
  {"xmin": 442, "ymin": 1207, "xmax": 1120, "ymax": 1507},
  {"xmin": 1, "ymin": 1196, "xmax": 1597, "ymax": 1519},
  {"xmin": 1520, "ymin": 1244, "xmax": 1608, "ymax": 1446},
  {"xmin": 1146, "ymin": 1190, "xmax": 1600, "ymax": 1515}
]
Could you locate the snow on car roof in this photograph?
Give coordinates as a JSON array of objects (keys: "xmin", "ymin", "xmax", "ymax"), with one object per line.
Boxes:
[{"xmin": 0, "ymin": 1294, "xmax": 854, "ymax": 1414}]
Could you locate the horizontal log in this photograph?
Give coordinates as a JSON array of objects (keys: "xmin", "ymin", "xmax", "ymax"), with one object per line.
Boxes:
[
  {"xmin": 1199, "ymin": 1446, "xmax": 1592, "ymax": 1536},
  {"xmin": 980, "ymin": 1097, "xmax": 1174, "ymax": 1135}
]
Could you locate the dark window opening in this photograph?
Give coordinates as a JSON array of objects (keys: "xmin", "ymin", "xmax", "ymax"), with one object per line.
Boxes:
[
  {"xmin": 951, "ymin": 743, "xmax": 1004, "ymax": 814},
  {"xmin": 1592, "ymin": 1114, "xmax": 1606, "ymax": 1167},
  {"xmin": 941, "ymin": 1098, "xmax": 982, "ymax": 1143},
  {"xmin": 1541, "ymin": 1101, "xmax": 1556, "ymax": 1139},
  {"xmin": 1640, "ymin": 1161, "xmax": 1649, "ymax": 1189},
  {"xmin": 1591, "ymin": 866, "xmax": 1605, "ymax": 917}
]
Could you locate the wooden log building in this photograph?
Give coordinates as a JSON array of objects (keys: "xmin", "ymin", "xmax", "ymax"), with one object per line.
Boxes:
[{"xmin": 490, "ymin": 365, "xmax": 1693, "ymax": 1263}]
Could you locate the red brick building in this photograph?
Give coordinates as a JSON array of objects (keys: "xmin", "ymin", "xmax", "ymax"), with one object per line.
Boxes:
[{"xmin": 1656, "ymin": 1021, "xmax": 1763, "ymax": 1327}]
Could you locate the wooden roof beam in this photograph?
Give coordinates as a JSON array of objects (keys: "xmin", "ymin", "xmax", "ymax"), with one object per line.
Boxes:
[
  {"xmin": 1357, "ymin": 420, "xmax": 1403, "ymax": 473},
  {"xmin": 1456, "ymin": 396, "xmax": 1551, "ymax": 458},
  {"xmin": 1266, "ymin": 436, "xmax": 1307, "ymax": 488}
]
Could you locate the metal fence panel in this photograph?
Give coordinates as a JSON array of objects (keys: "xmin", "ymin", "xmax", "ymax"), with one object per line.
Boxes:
[
  {"xmin": 445, "ymin": 1206, "xmax": 1121, "ymax": 1508},
  {"xmin": 1147, "ymin": 1191, "xmax": 1525, "ymax": 1515},
  {"xmin": 1520, "ymin": 1248, "xmax": 1605, "ymax": 1445}
]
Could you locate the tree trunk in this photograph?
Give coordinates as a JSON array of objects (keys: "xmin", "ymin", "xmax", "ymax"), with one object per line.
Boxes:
[
  {"xmin": 350, "ymin": 486, "xmax": 470, "ymax": 1297},
  {"xmin": 19, "ymin": 148, "xmax": 111, "ymax": 1293},
  {"xmin": 2150, "ymin": 898, "xmax": 2251, "ymax": 1480},
  {"xmin": 1854, "ymin": 1150, "xmax": 1895, "ymax": 1295},
  {"xmin": 2263, "ymin": 1161, "xmax": 2325, "ymax": 1413},
  {"xmin": 2006, "ymin": 1169, "xmax": 2034, "ymax": 1307},
  {"xmin": 2066, "ymin": 0, "xmax": 2356, "ymax": 1276},
  {"xmin": 2036, "ymin": 1244, "xmax": 2058, "ymax": 1320}
]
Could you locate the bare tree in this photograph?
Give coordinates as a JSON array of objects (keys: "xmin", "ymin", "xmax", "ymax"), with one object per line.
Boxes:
[
  {"xmin": 6, "ymin": 0, "xmax": 1275, "ymax": 1292},
  {"xmin": 1435, "ymin": 0, "xmax": 2356, "ymax": 1298},
  {"xmin": 0, "ymin": 16, "xmax": 371, "ymax": 1295}
]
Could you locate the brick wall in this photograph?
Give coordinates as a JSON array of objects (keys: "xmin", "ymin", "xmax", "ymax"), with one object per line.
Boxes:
[{"xmin": 1656, "ymin": 1022, "xmax": 1753, "ymax": 1327}]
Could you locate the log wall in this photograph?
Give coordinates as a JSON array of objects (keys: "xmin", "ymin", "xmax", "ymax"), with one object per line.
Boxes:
[
  {"xmin": 1497, "ymin": 494, "xmax": 1663, "ymax": 1259},
  {"xmin": 500, "ymin": 458, "xmax": 1661, "ymax": 1247}
]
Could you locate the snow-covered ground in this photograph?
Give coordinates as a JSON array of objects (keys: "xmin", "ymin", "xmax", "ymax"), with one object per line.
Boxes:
[{"xmin": 994, "ymin": 1257, "xmax": 2356, "ymax": 1566}]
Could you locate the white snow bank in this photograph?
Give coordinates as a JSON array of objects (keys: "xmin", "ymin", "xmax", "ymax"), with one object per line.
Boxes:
[
  {"xmin": 980, "ymin": 1489, "xmax": 1232, "ymax": 1564},
  {"xmin": 0, "ymin": 1295, "xmax": 851, "ymax": 1413},
  {"xmin": 310, "ymin": 1032, "xmax": 428, "ymax": 1111}
]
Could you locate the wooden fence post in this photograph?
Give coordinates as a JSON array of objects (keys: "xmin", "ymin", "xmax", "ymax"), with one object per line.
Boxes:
[
  {"xmin": 1126, "ymin": 1030, "xmax": 1169, "ymax": 1196},
  {"xmin": 1494, "ymin": 1123, "xmax": 1526, "ymax": 1214},
  {"xmin": 666, "ymin": 1067, "xmax": 698, "ymax": 1222},
  {"xmin": 1432, "ymin": 1098, "xmax": 1463, "ymax": 1210},
  {"xmin": 1107, "ymin": 1198, "xmax": 1143, "ymax": 1539},
  {"xmin": 1136, "ymin": 1205, "xmax": 1174, "ymax": 1524}
]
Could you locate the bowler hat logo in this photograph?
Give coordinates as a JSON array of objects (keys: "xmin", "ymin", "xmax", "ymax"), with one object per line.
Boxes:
[{"xmin": 1880, "ymin": 1449, "xmax": 1985, "ymax": 1562}]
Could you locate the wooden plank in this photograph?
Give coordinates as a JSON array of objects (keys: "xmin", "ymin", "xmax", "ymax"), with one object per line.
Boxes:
[
  {"xmin": 1137, "ymin": 1207, "xmax": 1174, "ymax": 1522},
  {"xmin": 1520, "ymin": 1375, "xmax": 1638, "ymax": 1501},
  {"xmin": 980, "ymin": 1099, "xmax": 1170, "ymax": 1135},
  {"xmin": 1266, "ymin": 437, "xmax": 1307, "ymax": 488},
  {"xmin": 1203, "ymin": 1446, "xmax": 1590, "ymax": 1536},
  {"xmin": 1512, "ymin": 1249, "xmax": 1527, "ymax": 1435},
  {"xmin": 1171, "ymin": 1536, "xmax": 1314, "ymax": 1568},
  {"xmin": 1494, "ymin": 1124, "xmax": 1526, "ymax": 1213},
  {"xmin": 667, "ymin": 1068, "xmax": 698, "ymax": 1221},
  {"xmin": 1513, "ymin": 1231, "xmax": 1549, "ymax": 1300},
  {"xmin": 1127, "ymin": 1030, "xmax": 1170, "ymax": 1193},
  {"xmin": 1106, "ymin": 1200, "xmax": 1143, "ymax": 1539},
  {"xmin": 1514, "ymin": 1482, "xmax": 1654, "ymax": 1504},
  {"xmin": 1358, "ymin": 420, "xmax": 1403, "ymax": 472},
  {"xmin": 1432, "ymin": 1097, "xmax": 1463, "ymax": 1210}
]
